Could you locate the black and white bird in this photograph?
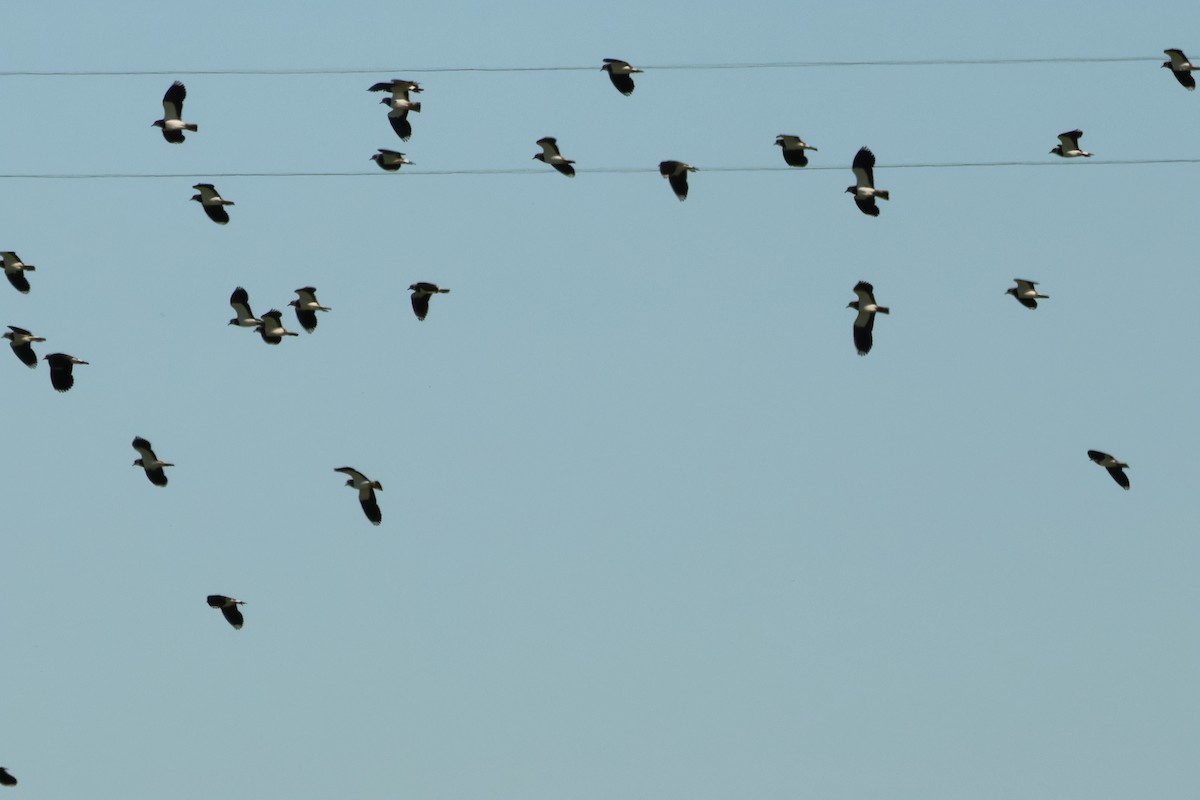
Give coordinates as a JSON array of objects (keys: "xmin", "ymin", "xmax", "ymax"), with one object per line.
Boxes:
[
  {"xmin": 228, "ymin": 287, "xmax": 262, "ymax": 328},
  {"xmin": 255, "ymin": 310, "xmax": 299, "ymax": 344},
  {"xmin": 659, "ymin": 160, "xmax": 697, "ymax": 201},
  {"xmin": 369, "ymin": 79, "xmax": 422, "ymax": 141},
  {"xmin": 0, "ymin": 767, "xmax": 16, "ymax": 787},
  {"xmin": 335, "ymin": 467, "xmax": 383, "ymax": 525},
  {"xmin": 43, "ymin": 353, "xmax": 88, "ymax": 392},
  {"xmin": 4, "ymin": 325, "xmax": 45, "ymax": 368},
  {"xmin": 1006, "ymin": 279, "xmax": 1050, "ymax": 309},
  {"xmin": 191, "ymin": 184, "xmax": 235, "ymax": 224},
  {"xmin": 206, "ymin": 595, "xmax": 245, "ymax": 629},
  {"xmin": 775, "ymin": 135, "xmax": 818, "ymax": 167},
  {"xmin": 601, "ymin": 58, "xmax": 642, "ymax": 95},
  {"xmin": 132, "ymin": 436, "xmax": 173, "ymax": 487},
  {"xmin": 409, "ymin": 282, "xmax": 449, "ymax": 321},
  {"xmin": 370, "ymin": 149, "xmax": 414, "ymax": 171},
  {"xmin": 1163, "ymin": 49, "xmax": 1197, "ymax": 90},
  {"xmin": 846, "ymin": 147, "xmax": 889, "ymax": 216},
  {"xmin": 1, "ymin": 251, "xmax": 36, "ymax": 294},
  {"xmin": 1050, "ymin": 129, "xmax": 1092, "ymax": 158},
  {"xmin": 534, "ymin": 137, "xmax": 576, "ymax": 177},
  {"xmin": 152, "ymin": 81, "xmax": 198, "ymax": 143},
  {"xmin": 289, "ymin": 287, "xmax": 330, "ymax": 333},
  {"xmin": 1087, "ymin": 450, "xmax": 1130, "ymax": 490},
  {"xmin": 847, "ymin": 281, "xmax": 890, "ymax": 356}
]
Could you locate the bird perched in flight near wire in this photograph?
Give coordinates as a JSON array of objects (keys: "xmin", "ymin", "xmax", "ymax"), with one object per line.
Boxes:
[
  {"xmin": 775, "ymin": 135, "xmax": 818, "ymax": 167},
  {"xmin": 659, "ymin": 160, "xmax": 697, "ymax": 201},
  {"xmin": 4, "ymin": 325, "xmax": 45, "ymax": 368},
  {"xmin": 152, "ymin": 81, "xmax": 198, "ymax": 143},
  {"xmin": 1162, "ymin": 49, "xmax": 1197, "ymax": 90},
  {"xmin": 1050, "ymin": 129, "xmax": 1091, "ymax": 157},
  {"xmin": 370, "ymin": 149, "xmax": 414, "ymax": 171},
  {"xmin": 369, "ymin": 79, "xmax": 422, "ymax": 141},
  {"xmin": 847, "ymin": 281, "xmax": 890, "ymax": 356},
  {"xmin": 191, "ymin": 184, "xmax": 235, "ymax": 224},
  {"xmin": 846, "ymin": 147, "xmax": 889, "ymax": 216},
  {"xmin": 601, "ymin": 59, "xmax": 642, "ymax": 95},
  {"xmin": 335, "ymin": 467, "xmax": 383, "ymax": 525},
  {"xmin": 207, "ymin": 595, "xmax": 245, "ymax": 629},
  {"xmin": 533, "ymin": 137, "xmax": 576, "ymax": 177}
]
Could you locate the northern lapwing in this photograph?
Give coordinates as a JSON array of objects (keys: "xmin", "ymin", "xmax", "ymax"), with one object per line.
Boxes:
[
  {"xmin": 534, "ymin": 137, "xmax": 576, "ymax": 177},
  {"xmin": 847, "ymin": 281, "xmax": 889, "ymax": 356},
  {"xmin": 255, "ymin": 310, "xmax": 298, "ymax": 344},
  {"xmin": 4, "ymin": 325, "xmax": 45, "ymax": 368},
  {"xmin": 289, "ymin": 287, "xmax": 330, "ymax": 333},
  {"xmin": 409, "ymin": 282, "xmax": 449, "ymax": 321},
  {"xmin": 228, "ymin": 287, "xmax": 262, "ymax": 328},
  {"xmin": 370, "ymin": 149, "xmax": 414, "ymax": 171},
  {"xmin": 775, "ymin": 135, "xmax": 818, "ymax": 167},
  {"xmin": 206, "ymin": 595, "xmax": 245, "ymax": 629},
  {"xmin": 152, "ymin": 81, "xmax": 198, "ymax": 143},
  {"xmin": 601, "ymin": 59, "xmax": 642, "ymax": 95},
  {"xmin": 1006, "ymin": 279, "xmax": 1049, "ymax": 309},
  {"xmin": 1088, "ymin": 450, "xmax": 1130, "ymax": 490},
  {"xmin": 191, "ymin": 184, "xmax": 234, "ymax": 224},
  {"xmin": 369, "ymin": 79, "xmax": 422, "ymax": 141},
  {"xmin": 1, "ymin": 252, "xmax": 35, "ymax": 294},
  {"xmin": 132, "ymin": 436, "xmax": 173, "ymax": 487},
  {"xmin": 659, "ymin": 160, "xmax": 697, "ymax": 201},
  {"xmin": 335, "ymin": 467, "xmax": 383, "ymax": 525},
  {"xmin": 43, "ymin": 353, "xmax": 87, "ymax": 392},
  {"xmin": 1163, "ymin": 49, "xmax": 1197, "ymax": 90},
  {"xmin": 1050, "ymin": 130, "xmax": 1091, "ymax": 158},
  {"xmin": 847, "ymin": 147, "xmax": 889, "ymax": 216}
]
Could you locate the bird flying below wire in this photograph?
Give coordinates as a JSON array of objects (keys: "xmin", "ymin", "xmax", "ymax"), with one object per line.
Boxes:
[
  {"xmin": 847, "ymin": 281, "xmax": 889, "ymax": 356},
  {"xmin": 369, "ymin": 79, "xmax": 422, "ymax": 141},
  {"xmin": 534, "ymin": 137, "xmax": 576, "ymax": 177},
  {"xmin": 775, "ymin": 135, "xmax": 818, "ymax": 167},
  {"xmin": 191, "ymin": 184, "xmax": 235, "ymax": 224},
  {"xmin": 846, "ymin": 147, "xmax": 889, "ymax": 216},
  {"xmin": 152, "ymin": 81, "xmax": 198, "ymax": 143},
  {"xmin": 1163, "ymin": 49, "xmax": 1197, "ymax": 90}
]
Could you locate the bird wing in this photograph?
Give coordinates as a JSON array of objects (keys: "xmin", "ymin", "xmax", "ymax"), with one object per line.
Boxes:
[
  {"xmin": 781, "ymin": 148, "xmax": 809, "ymax": 167},
  {"xmin": 360, "ymin": 486, "xmax": 383, "ymax": 525},
  {"xmin": 853, "ymin": 319, "xmax": 874, "ymax": 356},
  {"xmin": 1165, "ymin": 49, "xmax": 1188, "ymax": 68},
  {"xmin": 537, "ymin": 137, "xmax": 561, "ymax": 158},
  {"xmin": 388, "ymin": 112, "xmax": 412, "ymax": 141},
  {"xmin": 162, "ymin": 81, "xmax": 186, "ymax": 120},
  {"xmin": 207, "ymin": 594, "xmax": 231, "ymax": 608},
  {"xmin": 146, "ymin": 466, "xmax": 169, "ymax": 487},
  {"xmin": 335, "ymin": 466, "xmax": 370, "ymax": 484},
  {"xmin": 294, "ymin": 307, "xmax": 318, "ymax": 333},
  {"xmin": 6, "ymin": 270, "xmax": 31, "ymax": 293},
  {"xmin": 411, "ymin": 291, "xmax": 431, "ymax": 320},
  {"xmin": 608, "ymin": 71, "xmax": 636, "ymax": 95},
  {"xmin": 854, "ymin": 196, "xmax": 880, "ymax": 216},
  {"xmin": 132, "ymin": 436, "xmax": 158, "ymax": 462},
  {"xmin": 1058, "ymin": 130, "xmax": 1082, "ymax": 150},
  {"xmin": 11, "ymin": 340, "xmax": 38, "ymax": 367},
  {"xmin": 852, "ymin": 147, "xmax": 876, "ymax": 188},
  {"xmin": 230, "ymin": 287, "xmax": 256, "ymax": 320},
  {"xmin": 1173, "ymin": 70, "xmax": 1196, "ymax": 90},
  {"xmin": 1107, "ymin": 467, "xmax": 1130, "ymax": 490},
  {"xmin": 221, "ymin": 604, "xmax": 244, "ymax": 629},
  {"xmin": 203, "ymin": 204, "xmax": 230, "ymax": 225},
  {"xmin": 852, "ymin": 282, "xmax": 876, "ymax": 305}
]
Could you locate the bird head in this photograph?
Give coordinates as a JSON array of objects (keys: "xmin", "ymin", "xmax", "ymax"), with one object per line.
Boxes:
[
  {"xmin": 533, "ymin": 154, "xmax": 545, "ymax": 162},
  {"xmin": 133, "ymin": 458, "xmax": 144, "ymax": 467},
  {"xmin": 345, "ymin": 478, "xmax": 356, "ymax": 488},
  {"xmin": 379, "ymin": 97, "xmax": 391, "ymax": 106},
  {"xmin": 408, "ymin": 283, "xmax": 419, "ymax": 291},
  {"xmin": 1049, "ymin": 146, "xmax": 1062, "ymax": 155},
  {"xmin": 287, "ymin": 300, "xmax": 298, "ymax": 308},
  {"xmin": 190, "ymin": 194, "xmax": 202, "ymax": 203},
  {"xmin": 1004, "ymin": 288, "xmax": 1016, "ymax": 296},
  {"xmin": 151, "ymin": 120, "xmax": 164, "ymax": 128},
  {"xmin": 845, "ymin": 186, "xmax": 856, "ymax": 194},
  {"xmin": 847, "ymin": 301, "xmax": 860, "ymax": 310},
  {"xmin": 1162, "ymin": 61, "xmax": 1171, "ymax": 69}
]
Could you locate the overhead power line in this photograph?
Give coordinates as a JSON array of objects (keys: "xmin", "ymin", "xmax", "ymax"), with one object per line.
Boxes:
[
  {"xmin": 0, "ymin": 159, "xmax": 1194, "ymax": 180},
  {"xmin": 0, "ymin": 56, "xmax": 1158, "ymax": 78}
]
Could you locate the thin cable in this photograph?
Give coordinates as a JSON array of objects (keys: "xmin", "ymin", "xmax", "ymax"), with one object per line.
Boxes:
[
  {"xmin": 0, "ymin": 158, "xmax": 1194, "ymax": 180},
  {"xmin": 0, "ymin": 56, "xmax": 1158, "ymax": 78}
]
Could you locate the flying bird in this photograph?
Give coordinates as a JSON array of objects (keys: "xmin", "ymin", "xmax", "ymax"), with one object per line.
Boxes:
[
  {"xmin": 0, "ymin": 767, "xmax": 15, "ymax": 786},
  {"xmin": 533, "ymin": 137, "xmax": 576, "ymax": 177},
  {"xmin": 370, "ymin": 149, "xmax": 414, "ymax": 171},
  {"xmin": 255, "ymin": 310, "xmax": 299, "ymax": 344},
  {"xmin": 207, "ymin": 595, "xmax": 245, "ymax": 629},
  {"xmin": 131, "ymin": 436, "xmax": 174, "ymax": 487},
  {"xmin": 847, "ymin": 281, "xmax": 890, "ymax": 356},
  {"xmin": 228, "ymin": 287, "xmax": 262, "ymax": 328},
  {"xmin": 43, "ymin": 353, "xmax": 88, "ymax": 392},
  {"xmin": 1050, "ymin": 129, "xmax": 1092, "ymax": 158},
  {"xmin": 1006, "ymin": 279, "xmax": 1049, "ymax": 309},
  {"xmin": 1, "ymin": 251, "xmax": 36, "ymax": 294},
  {"xmin": 335, "ymin": 466, "xmax": 383, "ymax": 525},
  {"xmin": 846, "ymin": 147, "xmax": 889, "ymax": 216},
  {"xmin": 1163, "ymin": 49, "xmax": 1197, "ymax": 90},
  {"xmin": 152, "ymin": 81, "xmax": 198, "ymax": 143},
  {"xmin": 659, "ymin": 160, "xmax": 697, "ymax": 201},
  {"xmin": 369, "ymin": 79, "xmax": 422, "ymax": 141},
  {"xmin": 409, "ymin": 282, "xmax": 449, "ymax": 320},
  {"xmin": 775, "ymin": 135, "xmax": 818, "ymax": 167},
  {"xmin": 289, "ymin": 287, "xmax": 330, "ymax": 333},
  {"xmin": 191, "ymin": 184, "xmax": 235, "ymax": 224},
  {"xmin": 4, "ymin": 325, "xmax": 45, "ymax": 368},
  {"xmin": 1087, "ymin": 450, "xmax": 1130, "ymax": 490},
  {"xmin": 601, "ymin": 58, "xmax": 642, "ymax": 95}
]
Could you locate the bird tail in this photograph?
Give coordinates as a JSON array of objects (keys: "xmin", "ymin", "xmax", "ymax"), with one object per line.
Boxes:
[
  {"xmin": 874, "ymin": 190, "xmax": 890, "ymax": 201},
  {"xmin": 876, "ymin": 306, "xmax": 891, "ymax": 315},
  {"xmin": 437, "ymin": 288, "xmax": 450, "ymax": 293},
  {"xmin": 409, "ymin": 102, "xmax": 422, "ymax": 113},
  {"xmin": 24, "ymin": 265, "xmax": 35, "ymax": 271},
  {"xmin": 32, "ymin": 336, "xmax": 46, "ymax": 342},
  {"xmin": 285, "ymin": 331, "xmax": 299, "ymax": 337},
  {"xmin": 185, "ymin": 124, "xmax": 199, "ymax": 132}
]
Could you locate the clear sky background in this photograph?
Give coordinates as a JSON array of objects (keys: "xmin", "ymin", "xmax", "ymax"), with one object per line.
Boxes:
[{"xmin": 2, "ymin": 1, "xmax": 1199, "ymax": 798}]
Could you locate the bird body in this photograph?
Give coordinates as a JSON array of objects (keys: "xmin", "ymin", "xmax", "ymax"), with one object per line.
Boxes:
[
  {"xmin": 1006, "ymin": 279, "xmax": 1049, "ymax": 309},
  {"xmin": 534, "ymin": 137, "xmax": 576, "ymax": 177},
  {"xmin": 1, "ymin": 251, "xmax": 36, "ymax": 294},
  {"xmin": 207, "ymin": 595, "xmax": 245, "ymax": 629},
  {"xmin": 846, "ymin": 147, "xmax": 889, "ymax": 216},
  {"xmin": 1088, "ymin": 450, "xmax": 1130, "ymax": 490},
  {"xmin": 335, "ymin": 467, "xmax": 383, "ymax": 525},
  {"xmin": 409, "ymin": 282, "xmax": 450, "ymax": 320},
  {"xmin": 228, "ymin": 287, "xmax": 262, "ymax": 327},
  {"xmin": 775, "ymin": 135, "xmax": 818, "ymax": 167},
  {"xmin": 601, "ymin": 59, "xmax": 642, "ymax": 95},
  {"xmin": 4, "ymin": 325, "xmax": 45, "ymax": 368},
  {"xmin": 370, "ymin": 149, "xmax": 414, "ymax": 171},
  {"xmin": 659, "ymin": 160, "xmax": 698, "ymax": 201},
  {"xmin": 1050, "ymin": 129, "xmax": 1091, "ymax": 157},
  {"xmin": 191, "ymin": 183, "xmax": 235, "ymax": 224},
  {"xmin": 255, "ymin": 310, "xmax": 299, "ymax": 344},
  {"xmin": 152, "ymin": 81, "xmax": 198, "ymax": 142},
  {"xmin": 289, "ymin": 287, "xmax": 330, "ymax": 333},
  {"xmin": 43, "ymin": 353, "xmax": 88, "ymax": 392},
  {"xmin": 132, "ymin": 436, "xmax": 173, "ymax": 487},
  {"xmin": 1163, "ymin": 49, "xmax": 1197, "ymax": 90},
  {"xmin": 847, "ymin": 281, "xmax": 890, "ymax": 356}
]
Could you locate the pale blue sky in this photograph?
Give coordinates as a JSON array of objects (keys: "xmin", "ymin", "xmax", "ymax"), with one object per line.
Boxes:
[{"xmin": 3, "ymin": 2, "xmax": 1199, "ymax": 798}]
